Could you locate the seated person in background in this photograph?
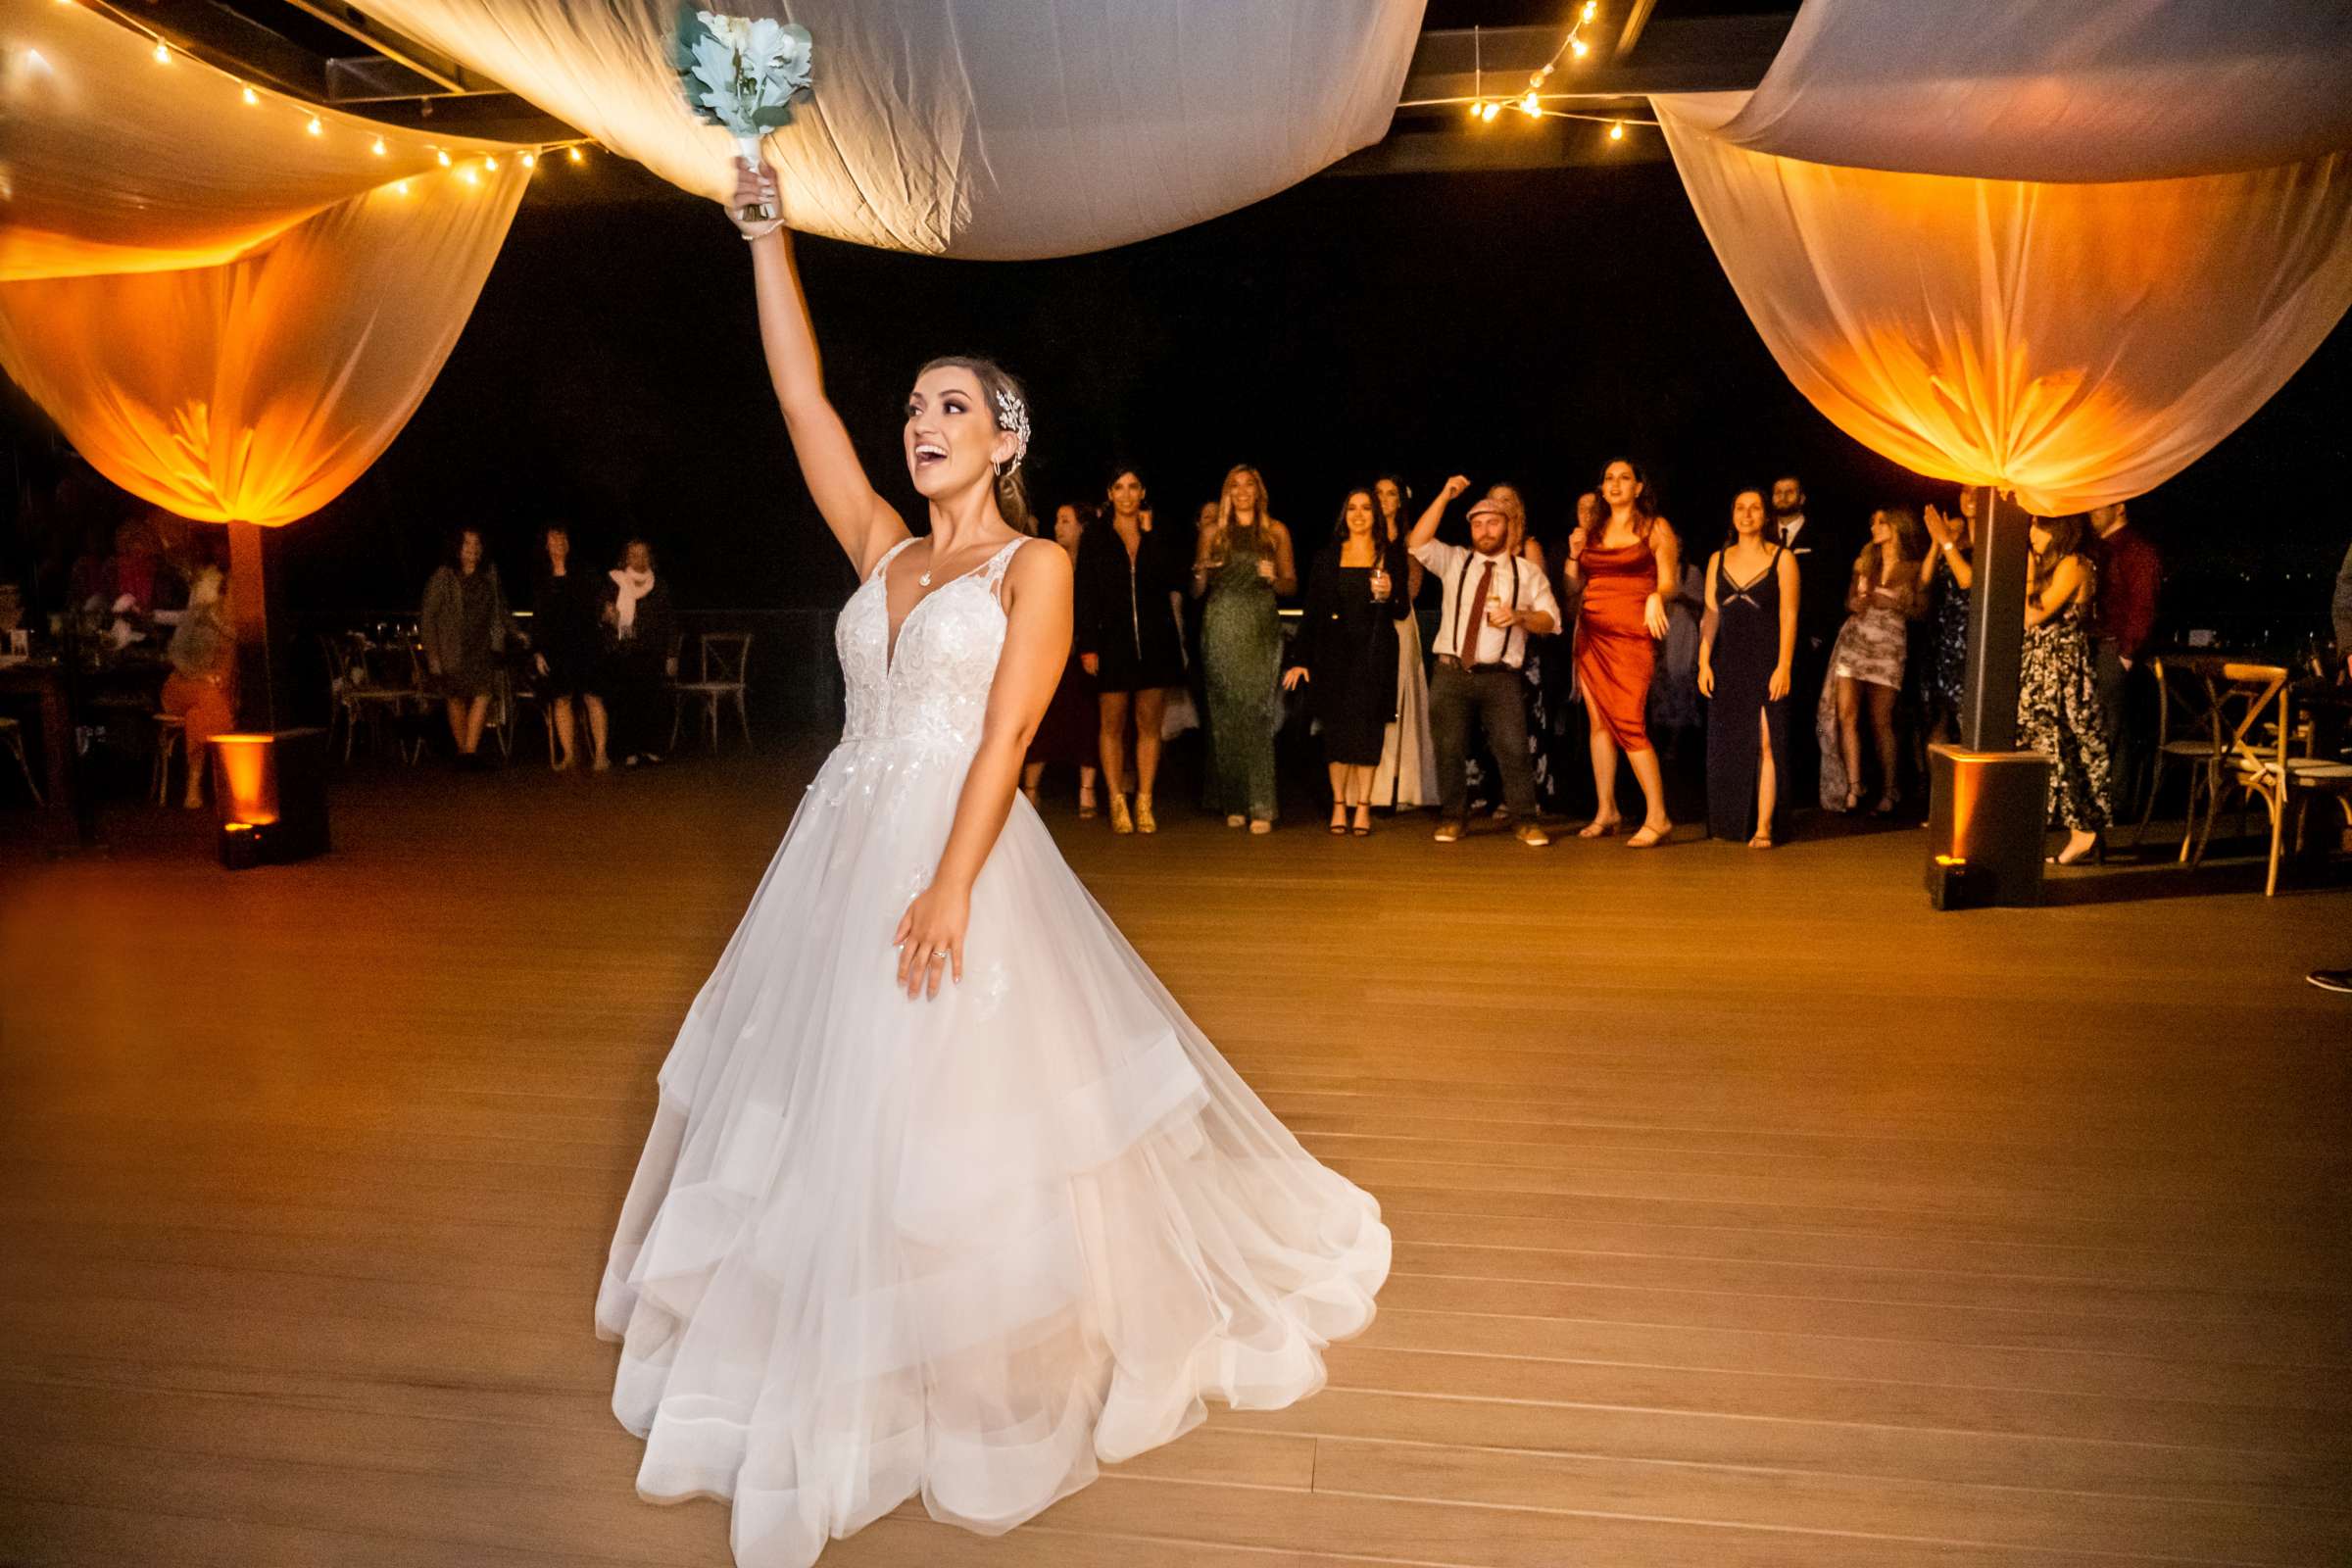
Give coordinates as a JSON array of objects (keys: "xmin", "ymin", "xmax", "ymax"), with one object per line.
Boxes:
[{"xmin": 161, "ymin": 565, "xmax": 237, "ymax": 809}]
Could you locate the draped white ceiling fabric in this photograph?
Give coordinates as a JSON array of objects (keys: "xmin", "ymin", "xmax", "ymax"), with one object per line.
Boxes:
[
  {"xmin": 354, "ymin": 0, "xmax": 1427, "ymax": 259},
  {"xmin": 1700, "ymin": 0, "xmax": 2352, "ymax": 183},
  {"xmin": 1655, "ymin": 1, "xmax": 2352, "ymax": 515},
  {"xmin": 0, "ymin": 1, "xmax": 528, "ymax": 524}
]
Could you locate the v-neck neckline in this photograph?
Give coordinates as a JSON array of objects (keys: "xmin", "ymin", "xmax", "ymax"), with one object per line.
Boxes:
[
  {"xmin": 880, "ymin": 537, "xmax": 1015, "ymax": 675},
  {"xmin": 1723, "ymin": 548, "xmax": 1778, "ymax": 594}
]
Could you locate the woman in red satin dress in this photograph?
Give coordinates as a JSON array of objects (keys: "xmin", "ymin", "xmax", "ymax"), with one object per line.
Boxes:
[{"xmin": 1563, "ymin": 459, "xmax": 1682, "ymax": 847}]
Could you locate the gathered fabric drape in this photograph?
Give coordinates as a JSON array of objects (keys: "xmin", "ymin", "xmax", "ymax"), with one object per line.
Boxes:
[
  {"xmin": 0, "ymin": 0, "xmax": 527, "ymax": 525},
  {"xmin": 1654, "ymin": 1, "xmax": 2352, "ymax": 516},
  {"xmin": 1693, "ymin": 0, "xmax": 2352, "ymax": 184},
  {"xmin": 355, "ymin": 0, "xmax": 1426, "ymax": 259}
]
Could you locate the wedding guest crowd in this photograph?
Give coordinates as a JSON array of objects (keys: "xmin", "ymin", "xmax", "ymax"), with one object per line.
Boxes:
[{"xmin": 1024, "ymin": 463, "xmax": 2172, "ymax": 869}]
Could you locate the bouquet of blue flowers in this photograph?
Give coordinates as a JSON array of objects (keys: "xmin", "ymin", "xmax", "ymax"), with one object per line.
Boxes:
[{"xmin": 672, "ymin": 8, "xmax": 814, "ymax": 221}]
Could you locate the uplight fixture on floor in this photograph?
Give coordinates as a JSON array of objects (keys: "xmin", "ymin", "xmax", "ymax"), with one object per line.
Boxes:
[{"xmin": 213, "ymin": 728, "xmax": 330, "ymax": 869}]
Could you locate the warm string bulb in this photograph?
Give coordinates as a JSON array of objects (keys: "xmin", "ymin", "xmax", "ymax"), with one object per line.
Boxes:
[
  {"xmin": 371, "ymin": 136, "xmax": 387, "ymax": 156},
  {"xmin": 568, "ymin": 146, "xmax": 585, "ymax": 164},
  {"xmin": 436, "ymin": 149, "xmax": 452, "ymax": 167},
  {"xmin": 1518, "ymin": 92, "xmax": 1541, "ymax": 117},
  {"xmin": 306, "ymin": 116, "xmax": 322, "ymax": 137},
  {"xmin": 485, "ymin": 155, "xmax": 500, "ymax": 171},
  {"xmin": 459, "ymin": 166, "xmax": 479, "ymax": 186},
  {"xmin": 151, "ymin": 40, "xmax": 169, "ymax": 64},
  {"xmin": 520, "ymin": 152, "xmax": 536, "ymax": 169},
  {"xmin": 240, "ymin": 84, "xmax": 259, "ymax": 106},
  {"xmin": 1608, "ymin": 121, "xmax": 1625, "ymax": 141}
]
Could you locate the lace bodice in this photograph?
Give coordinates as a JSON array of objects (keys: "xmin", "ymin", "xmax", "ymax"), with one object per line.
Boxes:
[{"xmin": 837, "ymin": 536, "xmax": 1026, "ymax": 750}]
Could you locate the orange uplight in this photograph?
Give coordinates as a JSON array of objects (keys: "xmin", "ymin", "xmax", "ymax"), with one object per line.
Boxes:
[
  {"xmin": 1934, "ymin": 854, "xmax": 1966, "ymax": 867},
  {"xmin": 212, "ymin": 733, "xmax": 279, "ymax": 824}
]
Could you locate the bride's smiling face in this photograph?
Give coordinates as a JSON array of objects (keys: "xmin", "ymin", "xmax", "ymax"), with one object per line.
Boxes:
[{"xmin": 905, "ymin": 367, "xmax": 1014, "ymax": 504}]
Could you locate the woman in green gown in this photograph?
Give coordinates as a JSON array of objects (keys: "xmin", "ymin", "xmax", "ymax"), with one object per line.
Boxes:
[{"xmin": 1192, "ymin": 465, "xmax": 1298, "ymax": 832}]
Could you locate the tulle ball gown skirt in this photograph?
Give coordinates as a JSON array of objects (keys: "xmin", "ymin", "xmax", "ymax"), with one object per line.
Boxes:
[{"xmin": 595, "ymin": 733, "xmax": 1391, "ymax": 1567}]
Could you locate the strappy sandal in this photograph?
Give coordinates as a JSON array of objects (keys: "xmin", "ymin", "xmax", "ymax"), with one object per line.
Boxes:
[{"xmin": 1577, "ymin": 817, "xmax": 1622, "ymax": 839}]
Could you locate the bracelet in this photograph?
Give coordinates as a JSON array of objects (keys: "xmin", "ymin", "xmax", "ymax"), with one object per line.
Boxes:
[{"xmin": 738, "ymin": 217, "xmax": 786, "ymax": 241}]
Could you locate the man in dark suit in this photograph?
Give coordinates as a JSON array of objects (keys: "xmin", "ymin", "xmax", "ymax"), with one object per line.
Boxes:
[{"xmin": 1773, "ymin": 474, "xmax": 1843, "ymax": 802}]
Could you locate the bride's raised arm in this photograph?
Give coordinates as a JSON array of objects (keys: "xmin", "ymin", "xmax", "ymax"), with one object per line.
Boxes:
[{"xmin": 729, "ymin": 160, "xmax": 908, "ymax": 578}]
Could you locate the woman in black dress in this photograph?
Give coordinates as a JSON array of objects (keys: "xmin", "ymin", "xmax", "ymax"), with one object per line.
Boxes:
[
  {"xmin": 1075, "ymin": 468, "xmax": 1188, "ymax": 834},
  {"xmin": 1282, "ymin": 487, "xmax": 1411, "ymax": 835},
  {"xmin": 531, "ymin": 523, "xmax": 610, "ymax": 770},
  {"xmin": 1698, "ymin": 489, "xmax": 1800, "ymax": 847},
  {"xmin": 601, "ymin": 536, "xmax": 679, "ymax": 768}
]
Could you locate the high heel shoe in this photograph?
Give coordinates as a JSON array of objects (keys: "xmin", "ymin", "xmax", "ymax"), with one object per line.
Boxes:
[
  {"xmin": 1078, "ymin": 779, "xmax": 1099, "ymax": 818},
  {"xmin": 1135, "ymin": 796, "xmax": 1156, "ymax": 834},
  {"xmin": 1351, "ymin": 803, "xmax": 1372, "ymax": 837},
  {"xmin": 1873, "ymin": 788, "xmax": 1900, "ymax": 818},
  {"xmin": 1108, "ymin": 794, "xmax": 1134, "ymax": 834},
  {"xmin": 1329, "ymin": 805, "xmax": 1348, "ymax": 835},
  {"xmin": 2048, "ymin": 831, "xmax": 2105, "ymax": 866},
  {"xmin": 1577, "ymin": 816, "xmax": 1622, "ymax": 839}
]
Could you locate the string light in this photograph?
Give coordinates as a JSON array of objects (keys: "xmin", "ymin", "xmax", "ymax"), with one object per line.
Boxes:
[
  {"xmin": 520, "ymin": 152, "xmax": 536, "ymax": 169},
  {"xmin": 459, "ymin": 165, "xmax": 479, "ymax": 186},
  {"xmin": 1465, "ymin": 1, "xmax": 1602, "ymax": 124},
  {"xmin": 1608, "ymin": 121, "xmax": 1625, "ymax": 141},
  {"xmin": 436, "ymin": 149, "xmax": 452, "ymax": 167},
  {"xmin": 484, "ymin": 154, "xmax": 500, "ymax": 171},
  {"xmin": 151, "ymin": 39, "xmax": 169, "ymax": 64},
  {"xmin": 568, "ymin": 146, "xmax": 584, "ymax": 164},
  {"xmin": 240, "ymin": 84, "xmax": 259, "ymax": 106},
  {"xmin": 306, "ymin": 116, "xmax": 322, "ymax": 137},
  {"xmin": 393, "ymin": 179, "xmax": 411, "ymax": 196}
]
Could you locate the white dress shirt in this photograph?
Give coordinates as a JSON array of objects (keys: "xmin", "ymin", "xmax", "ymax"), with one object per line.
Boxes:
[{"xmin": 1412, "ymin": 540, "xmax": 1559, "ymax": 671}]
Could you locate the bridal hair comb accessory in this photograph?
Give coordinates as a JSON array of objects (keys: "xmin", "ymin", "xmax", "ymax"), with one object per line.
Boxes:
[{"xmin": 994, "ymin": 387, "xmax": 1032, "ymax": 473}]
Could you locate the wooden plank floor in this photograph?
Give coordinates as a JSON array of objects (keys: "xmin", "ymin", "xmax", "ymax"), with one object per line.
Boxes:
[{"xmin": 3, "ymin": 751, "xmax": 2348, "ymax": 1567}]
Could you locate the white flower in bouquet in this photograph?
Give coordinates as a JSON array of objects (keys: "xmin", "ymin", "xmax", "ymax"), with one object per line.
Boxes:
[{"xmin": 672, "ymin": 7, "xmax": 813, "ymax": 220}]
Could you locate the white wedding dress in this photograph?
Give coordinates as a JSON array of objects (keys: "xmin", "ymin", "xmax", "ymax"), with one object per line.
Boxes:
[{"xmin": 596, "ymin": 535, "xmax": 1391, "ymax": 1567}]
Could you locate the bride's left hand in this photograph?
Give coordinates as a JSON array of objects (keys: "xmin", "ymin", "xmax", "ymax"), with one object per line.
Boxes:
[{"xmin": 893, "ymin": 882, "xmax": 969, "ymax": 1000}]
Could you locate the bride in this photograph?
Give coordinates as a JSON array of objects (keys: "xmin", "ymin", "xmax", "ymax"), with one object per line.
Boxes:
[{"xmin": 593, "ymin": 158, "xmax": 1391, "ymax": 1567}]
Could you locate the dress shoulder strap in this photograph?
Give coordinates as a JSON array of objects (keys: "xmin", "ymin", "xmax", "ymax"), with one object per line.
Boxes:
[
  {"xmin": 980, "ymin": 536, "xmax": 1029, "ymax": 594},
  {"xmin": 869, "ymin": 535, "xmax": 919, "ymax": 583}
]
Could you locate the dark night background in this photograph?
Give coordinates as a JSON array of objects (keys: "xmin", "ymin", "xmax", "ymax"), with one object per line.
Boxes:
[{"xmin": 6, "ymin": 113, "xmax": 2348, "ymax": 658}]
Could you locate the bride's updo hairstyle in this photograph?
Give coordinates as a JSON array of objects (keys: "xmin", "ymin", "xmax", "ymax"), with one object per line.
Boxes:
[{"xmin": 918, "ymin": 355, "xmax": 1035, "ymax": 535}]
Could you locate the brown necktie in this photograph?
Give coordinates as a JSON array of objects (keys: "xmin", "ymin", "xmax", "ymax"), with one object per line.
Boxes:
[{"xmin": 1461, "ymin": 560, "xmax": 1494, "ymax": 665}]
